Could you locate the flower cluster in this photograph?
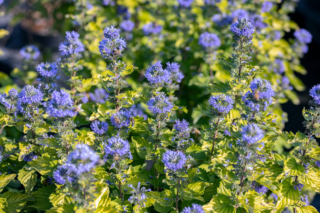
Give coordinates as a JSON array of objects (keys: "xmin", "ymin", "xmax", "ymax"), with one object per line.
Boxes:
[
  {"xmin": 59, "ymin": 31, "xmax": 85, "ymax": 56},
  {"xmin": 128, "ymin": 182, "xmax": 151, "ymax": 207},
  {"xmin": 198, "ymin": 32, "xmax": 221, "ymax": 48},
  {"xmin": 142, "ymin": 23, "xmax": 163, "ymax": 35},
  {"xmin": 166, "ymin": 62, "xmax": 184, "ymax": 84},
  {"xmin": 99, "ymin": 26, "xmax": 126, "ymax": 61},
  {"xmin": 53, "ymin": 144, "xmax": 100, "ymax": 184},
  {"xmin": 177, "ymin": 0, "xmax": 194, "ymax": 7},
  {"xmin": 230, "ymin": 18, "xmax": 255, "ymax": 37},
  {"xmin": 242, "ymin": 79, "xmax": 275, "ymax": 112},
  {"xmin": 162, "ymin": 150, "xmax": 187, "ymax": 172},
  {"xmin": 17, "ymin": 85, "xmax": 43, "ymax": 114},
  {"xmin": 145, "ymin": 61, "xmax": 170, "ymax": 85},
  {"xmin": 46, "ymin": 90, "xmax": 77, "ymax": 118},
  {"xmin": 89, "ymin": 88, "xmax": 109, "ymax": 103},
  {"xmin": 309, "ymin": 84, "xmax": 320, "ymax": 105},
  {"xmin": 209, "ymin": 94, "xmax": 234, "ymax": 114},
  {"xmin": 20, "ymin": 45, "xmax": 40, "ymax": 60},
  {"xmin": 240, "ymin": 124, "xmax": 264, "ymax": 144},
  {"xmin": 91, "ymin": 120, "xmax": 109, "ymax": 135},
  {"xmin": 104, "ymin": 135, "xmax": 132, "ymax": 160},
  {"xmin": 110, "ymin": 110, "xmax": 131, "ymax": 128},
  {"xmin": 147, "ymin": 93, "xmax": 173, "ymax": 116},
  {"xmin": 181, "ymin": 203, "xmax": 205, "ymax": 213}
]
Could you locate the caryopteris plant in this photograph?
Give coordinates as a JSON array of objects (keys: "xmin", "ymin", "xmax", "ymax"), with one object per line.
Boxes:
[{"xmin": 0, "ymin": 1, "xmax": 319, "ymax": 213}]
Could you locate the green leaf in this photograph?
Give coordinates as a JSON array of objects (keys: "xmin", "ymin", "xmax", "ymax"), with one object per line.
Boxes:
[
  {"xmin": 28, "ymin": 153, "xmax": 58, "ymax": 176},
  {"xmin": 18, "ymin": 168, "xmax": 37, "ymax": 194},
  {"xmin": 301, "ymin": 171, "xmax": 320, "ymax": 192},
  {"xmin": 203, "ymin": 194, "xmax": 235, "ymax": 213},
  {"xmin": 284, "ymin": 158, "xmax": 305, "ymax": 176},
  {"xmin": 27, "ymin": 185, "xmax": 56, "ymax": 211},
  {"xmin": 296, "ymin": 206, "xmax": 319, "ymax": 213},
  {"xmin": 209, "ymin": 81, "xmax": 232, "ymax": 94},
  {"xmin": 280, "ymin": 178, "xmax": 300, "ymax": 202},
  {"xmin": 0, "ymin": 192, "xmax": 31, "ymax": 213},
  {"xmin": 132, "ymin": 136, "xmax": 151, "ymax": 159},
  {"xmin": 0, "ymin": 174, "xmax": 16, "ymax": 193}
]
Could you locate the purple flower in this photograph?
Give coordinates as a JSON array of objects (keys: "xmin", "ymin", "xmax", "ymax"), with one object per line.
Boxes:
[
  {"xmin": 59, "ymin": 31, "xmax": 85, "ymax": 56},
  {"xmin": 0, "ymin": 94, "xmax": 12, "ymax": 109},
  {"xmin": 270, "ymin": 193, "xmax": 278, "ymax": 201},
  {"xmin": 273, "ymin": 59, "xmax": 285, "ymax": 74},
  {"xmin": 177, "ymin": 0, "xmax": 194, "ymax": 7},
  {"xmin": 173, "ymin": 119, "xmax": 190, "ymax": 139},
  {"xmin": 145, "ymin": 61, "xmax": 170, "ymax": 84},
  {"xmin": 128, "ymin": 182, "xmax": 151, "ymax": 207},
  {"xmin": 166, "ymin": 62, "xmax": 184, "ymax": 83},
  {"xmin": 315, "ymin": 161, "xmax": 320, "ymax": 167},
  {"xmin": 20, "ymin": 45, "xmax": 40, "ymax": 60},
  {"xmin": 230, "ymin": 18, "xmax": 255, "ymax": 37},
  {"xmin": 128, "ymin": 104, "xmax": 148, "ymax": 120},
  {"xmin": 199, "ymin": 32, "xmax": 221, "ymax": 48},
  {"xmin": 162, "ymin": 150, "xmax": 187, "ymax": 172},
  {"xmin": 91, "ymin": 120, "xmax": 109, "ymax": 135},
  {"xmin": 301, "ymin": 194, "xmax": 309, "ymax": 206},
  {"xmin": 250, "ymin": 14, "xmax": 267, "ymax": 31},
  {"xmin": 309, "ymin": 84, "xmax": 320, "ymax": 104},
  {"xmin": 89, "ymin": 88, "xmax": 109, "ymax": 103},
  {"xmin": 17, "ymin": 85, "xmax": 43, "ymax": 112},
  {"xmin": 53, "ymin": 165, "xmax": 70, "ymax": 185},
  {"xmin": 212, "ymin": 14, "xmax": 232, "ymax": 27},
  {"xmin": 104, "ymin": 26, "xmax": 120, "ymax": 40},
  {"xmin": 294, "ymin": 183, "xmax": 304, "ymax": 191},
  {"xmin": 209, "ymin": 94, "xmax": 234, "ymax": 114},
  {"xmin": 22, "ymin": 152, "xmax": 38, "ymax": 162},
  {"xmin": 242, "ymin": 79, "xmax": 274, "ymax": 112},
  {"xmin": 261, "ymin": 2, "xmax": 273, "ymax": 12},
  {"xmin": 224, "ymin": 130, "xmax": 231, "ymax": 136},
  {"xmin": 240, "ymin": 124, "xmax": 264, "ymax": 144},
  {"xmin": 120, "ymin": 20, "xmax": 135, "ymax": 32},
  {"xmin": 67, "ymin": 144, "xmax": 100, "ymax": 175},
  {"xmin": 204, "ymin": 0, "xmax": 221, "ymax": 5},
  {"xmin": 142, "ymin": 23, "xmax": 163, "ymax": 35},
  {"xmin": 294, "ymin": 29, "xmax": 312, "ymax": 44},
  {"xmin": 99, "ymin": 37, "xmax": 126, "ymax": 60},
  {"xmin": 181, "ymin": 203, "xmax": 205, "ymax": 213},
  {"xmin": 104, "ymin": 135, "xmax": 131, "ymax": 158},
  {"xmin": 36, "ymin": 62, "xmax": 58, "ymax": 78},
  {"xmin": 252, "ymin": 181, "xmax": 268, "ymax": 194},
  {"xmin": 282, "ymin": 77, "xmax": 293, "ymax": 90},
  {"xmin": 102, "ymin": 0, "xmax": 114, "ymax": 6},
  {"xmin": 46, "ymin": 90, "xmax": 77, "ymax": 118},
  {"xmin": 110, "ymin": 110, "xmax": 131, "ymax": 128},
  {"xmin": 147, "ymin": 93, "xmax": 173, "ymax": 115},
  {"xmin": 232, "ymin": 9, "xmax": 249, "ymax": 19},
  {"xmin": 8, "ymin": 89, "xmax": 18, "ymax": 99}
]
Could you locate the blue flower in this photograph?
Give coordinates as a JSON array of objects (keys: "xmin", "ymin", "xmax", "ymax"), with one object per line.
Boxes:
[
  {"xmin": 198, "ymin": 32, "xmax": 221, "ymax": 48},
  {"xmin": 147, "ymin": 93, "xmax": 173, "ymax": 115},
  {"xmin": 181, "ymin": 203, "xmax": 205, "ymax": 213},
  {"xmin": 232, "ymin": 9, "xmax": 249, "ymax": 19},
  {"xmin": 128, "ymin": 182, "xmax": 151, "ymax": 207},
  {"xmin": 53, "ymin": 164, "xmax": 70, "ymax": 185},
  {"xmin": 166, "ymin": 62, "xmax": 184, "ymax": 83},
  {"xmin": 252, "ymin": 181, "xmax": 268, "ymax": 194},
  {"xmin": 224, "ymin": 130, "xmax": 231, "ymax": 136},
  {"xmin": 162, "ymin": 150, "xmax": 187, "ymax": 172},
  {"xmin": 104, "ymin": 135, "xmax": 131, "ymax": 158},
  {"xmin": 294, "ymin": 183, "xmax": 304, "ymax": 191},
  {"xmin": 294, "ymin": 29, "xmax": 312, "ymax": 44},
  {"xmin": 177, "ymin": 0, "xmax": 194, "ymax": 7},
  {"xmin": 89, "ymin": 88, "xmax": 109, "ymax": 103},
  {"xmin": 67, "ymin": 144, "xmax": 100, "ymax": 175},
  {"xmin": 128, "ymin": 104, "xmax": 148, "ymax": 120},
  {"xmin": 99, "ymin": 37, "xmax": 126, "ymax": 60},
  {"xmin": 8, "ymin": 89, "xmax": 18, "ymax": 99},
  {"xmin": 242, "ymin": 79, "xmax": 274, "ymax": 112},
  {"xmin": 142, "ymin": 23, "xmax": 163, "ymax": 35},
  {"xmin": 17, "ymin": 85, "xmax": 43, "ymax": 112},
  {"xmin": 249, "ymin": 15, "xmax": 267, "ymax": 31},
  {"xmin": 59, "ymin": 31, "xmax": 85, "ymax": 56},
  {"xmin": 240, "ymin": 124, "xmax": 264, "ymax": 144},
  {"xmin": 209, "ymin": 94, "xmax": 234, "ymax": 114},
  {"xmin": 46, "ymin": 90, "xmax": 77, "ymax": 118},
  {"xmin": 20, "ymin": 45, "xmax": 40, "ymax": 60},
  {"xmin": 212, "ymin": 14, "xmax": 232, "ymax": 27},
  {"xmin": 120, "ymin": 20, "xmax": 135, "ymax": 32},
  {"xmin": 309, "ymin": 84, "xmax": 320, "ymax": 105},
  {"xmin": 301, "ymin": 194, "xmax": 309, "ymax": 206},
  {"xmin": 91, "ymin": 120, "xmax": 109, "ymax": 135},
  {"xmin": 270, "ymin": 193, "xmax": 278, "ymax": 201},
  {"xmin": 102, "ymin": 0, "xmax": 114, "ymax": 6},
  {"xmin": 0, "ymin": 94, "xmax": 12, "ymax": 109},
  {"xmin": 315, "ymin": 161, "xmax": 320, "ymax": 167},
  {"xmin": 282, "ymin": 77, "xmax": 293, "ymax": 90},
  {"xmin": 22, "ymin": 152, "xmax": 38, "ymax": 162},
  {"xmin": 104, "ymin": 26, "xmax": 121, "ymax": 40},
  {"xmin": 145, "ymin": 61, "xmax": 170, "ymax": 84},
  {"xmin": 273, "ymin": 59, "xmax": 285, "ymax": 74},
  {"xmin": 36, "ymin": 62, "xmax": 58, "ymax": 78},
  {"xmin": 174, "ymin": 119, "xmax": 190, "ymax": 133},
  {"xmin": 110, "ymin": 110, "xmax": 131, "ymax": 128},
  {"xmin": 230, "ymin": 18, "xmax": 255, "ymax": 37},
  {"xmin": 261, "ymin": 1, "xmax": 273, "ymax": 12}
]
